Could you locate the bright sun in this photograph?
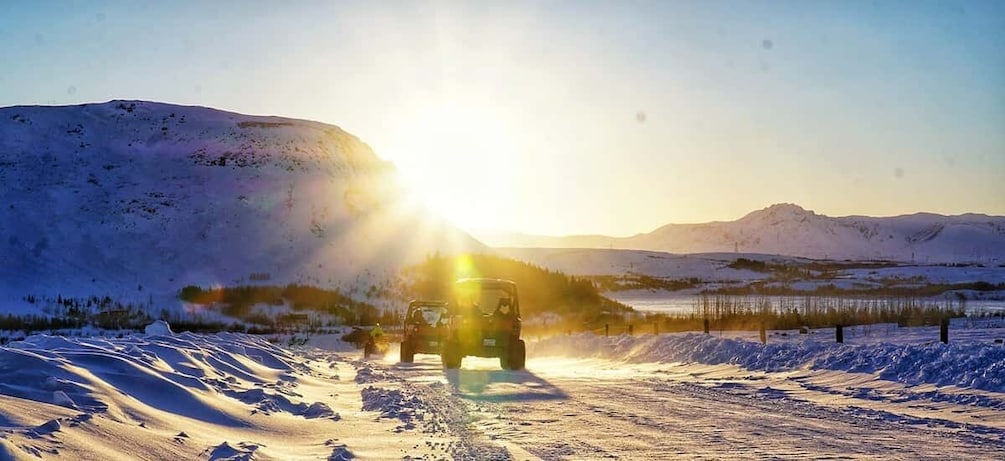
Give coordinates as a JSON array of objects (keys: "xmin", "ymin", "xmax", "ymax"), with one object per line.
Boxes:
[{"xmin": 383, "ymin": 103, "xmax": 522, "ymax": 232}]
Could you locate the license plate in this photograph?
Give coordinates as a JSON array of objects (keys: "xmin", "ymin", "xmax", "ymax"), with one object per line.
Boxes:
[
  {"xmin": 482, "ymin": 339, "xmax": 496, "ymax": 346},
  {"xmin": 428, "ymin": 341, "xmax": 439, "ymax": 347}
]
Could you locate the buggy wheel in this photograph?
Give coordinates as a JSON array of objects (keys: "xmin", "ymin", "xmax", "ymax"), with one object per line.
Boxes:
[
  {"xmin": 499, "ymin": 352, "xmax": 511, "ymax": 370},
  {"xmin": 509, "ymin": 339, "xmax": 526, "ymax": 371},
  {"xmin": 400, "ymin": 340, "xmax": 414, "ymax": 363},
  {"xmin": 441, "ymin": 342, "xmax": 462, "ymax": 369}
]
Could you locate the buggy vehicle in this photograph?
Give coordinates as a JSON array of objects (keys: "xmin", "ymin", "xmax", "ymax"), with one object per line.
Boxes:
[
  {"xmin": 400, "ymin": 300, "xmax": 449, "ymax": 363},
  {"xmin": 441, "ymin": 278, "xmax": 526, "ymax": 370},
  {"xmin": 363, "ymin": 334, "xmax": 389, "ymax": 358},
  {"xmin": 363, "ymin": 324, "xmax": 388, "ymax": 358}
]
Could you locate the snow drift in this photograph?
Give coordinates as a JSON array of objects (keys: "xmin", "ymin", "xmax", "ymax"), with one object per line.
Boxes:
[
  {"xmin": 0, "ymin": 332, "xmax": 305, "ymax": 425},
  {"xmin": 532, "ymin": 332, "xmax": 1005, "ymax": 392},
  {"xmin": 0, "ymin": 330, "xmax": 452, "ymax": 459}
]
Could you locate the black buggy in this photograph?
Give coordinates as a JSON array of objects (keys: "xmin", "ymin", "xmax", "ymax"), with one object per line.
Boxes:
[{"xmin": 440, "ymin": 278, "xmax": 526, "ymax": 370}]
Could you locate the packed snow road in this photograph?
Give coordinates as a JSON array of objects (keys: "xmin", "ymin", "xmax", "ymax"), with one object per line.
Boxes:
[{"xmin": 382, "ymin": 352, "xmax": 1005, "ymax": 460}]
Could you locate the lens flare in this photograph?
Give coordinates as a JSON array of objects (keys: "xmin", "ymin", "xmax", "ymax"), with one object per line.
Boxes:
[{"xmin": 453, "ymin": 254, "xmax": 478, "ymax": 280}]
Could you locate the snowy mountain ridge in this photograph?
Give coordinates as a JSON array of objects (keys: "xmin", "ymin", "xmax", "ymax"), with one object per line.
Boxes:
[
  {"xmin": 0, "ymin": 100, "xmax": 482, "ymax": 302},
  {"xmin": 478, "ymin": 203, "xmax": 1005, "ymax": 263}
]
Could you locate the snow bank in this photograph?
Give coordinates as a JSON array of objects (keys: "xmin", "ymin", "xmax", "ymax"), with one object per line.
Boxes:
[
  {"xmin": 532, "ymin": 333, "xmax": 1005, "ymax": 392},
  {"xmin": 0, "ymin": 332, "xmax": 308, "ymax": 425},
  {"xmin": 0, "ymin": 330, "xmax": 449, "ymax": 459}
]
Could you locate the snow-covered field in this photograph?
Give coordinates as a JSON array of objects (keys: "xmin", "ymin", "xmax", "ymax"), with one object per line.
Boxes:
[
  {"xmin": 607, "ymin": 291, "xmax": 1005, "ymax": 315},
  {"xmin": 2, "ymin": 321, "xmax": 1005, "ymax": 460},
  {"xmin": 497, "ymin": 247, "xmax": 1005, "ymax": 310}
]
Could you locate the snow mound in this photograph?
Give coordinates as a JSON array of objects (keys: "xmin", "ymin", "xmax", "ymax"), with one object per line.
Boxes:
[
  {"xmin": 325, "ymin": 440, "xmax": 354, "ymax": 460},
  {"xmin": 532, "ymin": 333, "xmax": 1005, "ymax": 392},
  {"xmin": 144, "ymin": 320, "xmax": 173, "ymax": 336},
  {"xmin": 31, "ymin": 419, "xmax": 61, "ymax": 436},
  {"xmin": 360, "ymin": 386, "xmax": 425, "ymax": 430},
  {"xmin": 353, "ymin": 363, "xmax": 397, "ymax": 384},
  {"xmin": 205, "ymin": 441, "xmax": 260, "ymax": 461},
  {"xmin": 0, "ymin": 331, "xmax": 447, "ymax": 459},
  {"xmin": 303, "ymin": 402, "xmax": 338, "ymax": 419},
  {"xmin": 0, "ymin": 439, "xmax": 18, "ymax": 461},
  {"xmin": 0, "ymin": 332, "xmax": 301, "ymax": 424},
  {"xmin": 51, "ymin": 390, "xmax": 77, "ymax": 409}
]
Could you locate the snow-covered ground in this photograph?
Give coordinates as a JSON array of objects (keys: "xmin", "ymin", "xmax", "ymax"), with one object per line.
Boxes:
[
  {"xmin": 0, "ymin": 331, "xmax": 455, "ymax": 460},
  {"xmin": 2, "ymin": 323, "xmax": 1004, "ymax": 459}
]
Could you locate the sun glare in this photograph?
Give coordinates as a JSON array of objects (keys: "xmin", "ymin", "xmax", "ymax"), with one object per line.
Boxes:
[
  {"xmin": 383, "ymin": 102, "xmax": 521, "ymax": 232},
  {"xmin": 453, "ymin": 254, "xmax": 478, "ymax": 280}
]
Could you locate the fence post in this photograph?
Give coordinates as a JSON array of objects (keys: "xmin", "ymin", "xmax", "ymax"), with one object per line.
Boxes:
[
  {"xmin": 628, "ymin": 324, "xmax": 634, "ymax": 336},
  {"xmin": 940, "ymin": 318, "xmax": 949, "ymax": 344},
  {"xmin": 835, "ymin": 324, "xmax": 844, "ymax": 344},
  {"xmin": 703, "ymin": 318, "xmax": 710, "ymax": 334},
  {"xmin": 605, "ymin": 323, "xmax": 609, "ymax": 337},
  {"xmin": 759, "ymin": 321, "xmax": 766, "ymax": 344}
]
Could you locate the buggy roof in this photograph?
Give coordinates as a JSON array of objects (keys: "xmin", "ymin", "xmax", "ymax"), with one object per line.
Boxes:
[
  {"xmin": 454, "ymin": 278, "xmax": 517, "ymax": 290},
  {"xmin": 408, "ymin": 300, "xmax": 448, "ymax": 308}
]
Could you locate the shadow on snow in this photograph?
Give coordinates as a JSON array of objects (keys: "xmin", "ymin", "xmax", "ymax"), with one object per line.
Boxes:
[{"xmin": 443, "ymin": 366, "xmax": 569, "ymax": 403}]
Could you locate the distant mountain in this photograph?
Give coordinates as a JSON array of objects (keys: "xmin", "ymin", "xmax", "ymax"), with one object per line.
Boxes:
[
  {"xmin": 476, "ymin": 204, "xmax": 1005, "ymax": 263},
  {"xmin": 470, "ymin": 230, "xmax": 618, "ymax": 250},
  {"xmin": 0, "ymin": 101, "xmax": 482, "ymax": 301}
]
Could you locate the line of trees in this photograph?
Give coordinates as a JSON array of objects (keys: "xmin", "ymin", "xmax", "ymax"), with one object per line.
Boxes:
[
  {"xmin": 178, "ymin": 283, "xmax": 393, "ymax": 326},
  {"xmin": 705, "ymin": 280, "xmax": 1005, "ymax": 298},
  {"xmin": 589, "ymin": 274, "xmax": 702, "ymax": 292},
  {"xmin": 0, "ymin": 306, "xmax": 154, "ymax": 339},
  {"xmin": 587, "ymin": 295, "xmax": 967, "ymax": 335}
]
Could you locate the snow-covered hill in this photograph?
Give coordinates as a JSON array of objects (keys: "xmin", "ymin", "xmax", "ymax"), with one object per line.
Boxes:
[
  {"xmin": 495, "ymin": 247, "xmax": 785, "ymax": 280},
  {"xmin": 478, "ymin": 203, "xmax": 1005, "ymax": 263},
  {"xmin": 0, "ymin": 101, "xmax": 482, "ymax": 302}
]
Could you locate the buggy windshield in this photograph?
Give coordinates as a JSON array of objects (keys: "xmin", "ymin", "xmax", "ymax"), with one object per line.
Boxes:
[
  {"xmin": 453, "ymin": 279, "xmax": 517, "ymax": 316},
  {"xmin": 408, "ymin": 305, "xmax": 448, "ymax": 326}
]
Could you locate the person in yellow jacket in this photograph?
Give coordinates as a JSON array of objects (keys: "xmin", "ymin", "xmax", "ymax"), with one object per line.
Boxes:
[
  {"xmin": 370, "ymin": 323, "xmax": 384, "ymax": 340},
  {"xmin": 364, "ymin": 323, "xmax": 385, "ymax": 357}
]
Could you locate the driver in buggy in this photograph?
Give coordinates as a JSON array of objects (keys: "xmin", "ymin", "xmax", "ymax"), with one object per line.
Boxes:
[
  {"xmin": 494, "ymin": 298, "xmax": 513, "ymax": 317},
  {"xmin": 365, "ymin": 323, "xmax": 387, "ymax": 357}
]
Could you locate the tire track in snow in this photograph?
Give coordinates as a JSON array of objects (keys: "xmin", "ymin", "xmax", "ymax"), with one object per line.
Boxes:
[
  {"xmin": 354, "ymin": 359, "xmax": 513, "ymax": 460},
  {"xmin": 392, "ymin": 357, "xmax": 1005, "ymax": 460}
]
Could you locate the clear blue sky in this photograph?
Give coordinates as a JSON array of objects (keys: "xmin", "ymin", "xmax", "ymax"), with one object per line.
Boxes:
[{"xmin": 2, "ymin": 1, "xmax": 1003, "ymax": 235}]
